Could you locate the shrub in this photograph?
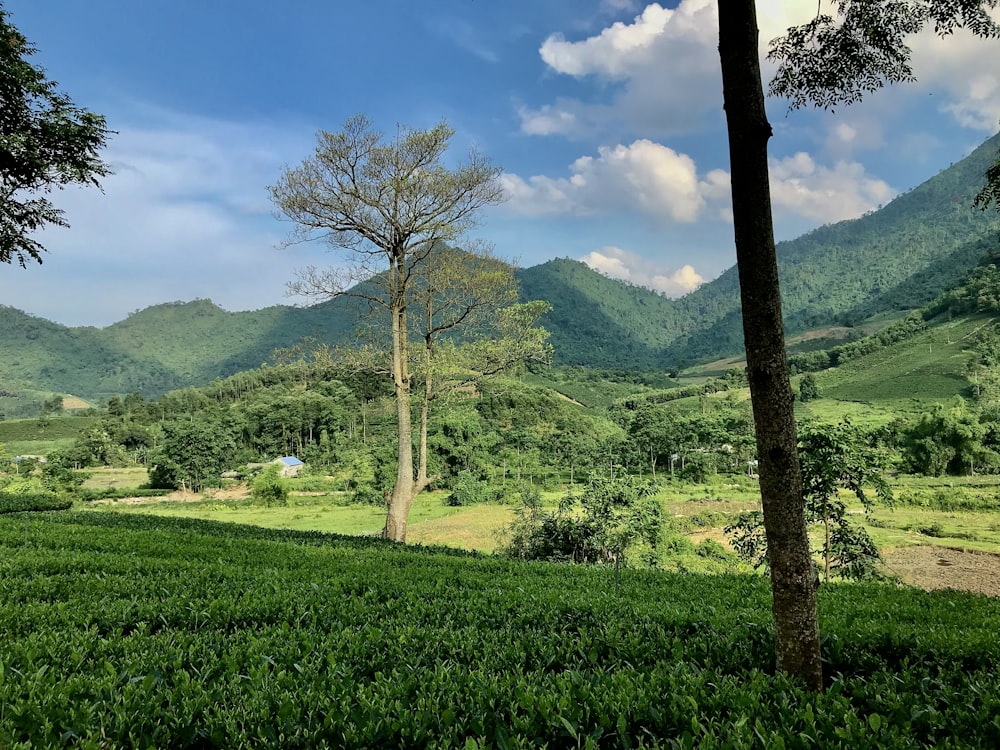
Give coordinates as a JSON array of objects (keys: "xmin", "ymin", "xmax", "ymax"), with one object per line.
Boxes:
[
  {"xmin": 250, "ymin": 466, "xmax": 289, "ymax": 507},
  {"xmin": 502, "ymin": 474, "xmax": 663, "ymax": 567},
  {"xmin": 695, "ymin": 538, "xmax": 734, "ymax": 562},
  {"xmin": 350, "ymin": 483, "xmax": 388, "ymax": 507},
  {"xmin": 76, "ymin": 487, "xmax": 172, "ymax": 502},
  {"xmin": 445, "ymin": 471, "xmax": 499, "ymax": 506},
  {"xmin": 0, "ymin": 493, "xmax": 72, "ymax": 514}
]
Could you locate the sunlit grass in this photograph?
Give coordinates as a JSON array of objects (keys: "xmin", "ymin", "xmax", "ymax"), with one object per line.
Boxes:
[{"xmin": 81, "ymin": 466, "xmax": 149, "ymax": 490}]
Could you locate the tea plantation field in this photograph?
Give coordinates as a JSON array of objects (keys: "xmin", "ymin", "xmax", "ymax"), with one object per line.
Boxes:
[{"xmin": 1, "ymin": 511, "xmax": 999, "ymax": 748}]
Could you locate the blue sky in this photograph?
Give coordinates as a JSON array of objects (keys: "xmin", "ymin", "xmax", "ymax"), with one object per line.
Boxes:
[{"xmin": 5, "ymin": 0, "xmax": 1000, "ymax": 326}]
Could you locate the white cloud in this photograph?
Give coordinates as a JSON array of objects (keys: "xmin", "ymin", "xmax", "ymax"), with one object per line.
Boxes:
[
  {"xmin": 600, "ymin": 0, "xmax": 639, "ymax": 14},
  {"xmin": 520, "ymin": 0, "xmax": 819, "ymax": 139},
  {"xmin": 502, "ymin": 139, "xmax": 704, "ymax": 223},
  {"xmin": 580, "ymin": 245, "xmax": 704, "ymax": 296},
  {"xmin": 768, "ymin": 153, "xmax": 896, "ymax": 223},
  {"xmin": 910, "ymin": 12, "xmax": 1000, "ymax": 132},
  {"xmin": 525, "ymin": 2, "xmax": 1000, "ymax": 142},
  {"xmin": 504, "ymin": 135, "xmax": 892, "ymax": 228},
  {"xmin": 8, "ymin": 107, "xmax": 319, "ymax": 326},
  {"xmin": 516, "ymin": 102, "xmax": 580, "ymax": 137},
  {"xmin": 540, "ymin": 3, "xmax": 676, "ymax": 79}
]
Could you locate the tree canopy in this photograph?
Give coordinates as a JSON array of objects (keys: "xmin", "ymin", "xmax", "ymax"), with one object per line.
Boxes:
[
  {"xmin": 769, "ymin": 0, "xmax": 1000, "ymax": 210},
  {"xmin": 0, "ymin": 4, "xmax": 111, "ymax": 267}
]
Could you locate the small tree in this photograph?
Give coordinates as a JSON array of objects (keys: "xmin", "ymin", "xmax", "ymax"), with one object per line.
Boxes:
[
  {"xmin": 502, "ymin": 474, "xmax": 663, "ymax": 569},
  {"xmin": 149, "ymin": 417, "xmax": 238, "ymax": 493},
  {"xmin": 0, "ymin": 6, "xmax": 111, "ymax": 267},
  {"xmin": 271, "ymin": 115, "xmax": 547, "ymax": 542},
  {"xmin": 727, "ymin": 420, "xmax": 891, "ymax": 583},
  {"xmin": 798, "ymin": 373, "xmax": 820, "ymax": 403},
  {"xmin": 251, "ymin": 465, "xmax": 289, "ymax": 507}
]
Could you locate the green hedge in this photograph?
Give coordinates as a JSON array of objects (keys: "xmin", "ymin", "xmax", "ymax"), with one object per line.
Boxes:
[
  {"xmin": 0, "ymin": 512, "xmax": 998, "ymax": 748},
  {"xmin": 0, "ymin": 493, "xmax": 72, "ymax": 514}
]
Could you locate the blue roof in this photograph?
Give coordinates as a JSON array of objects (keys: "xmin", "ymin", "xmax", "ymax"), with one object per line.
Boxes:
[{"xmin": 276, "ymin": 456, "xmax": 303, "ymax": 466}]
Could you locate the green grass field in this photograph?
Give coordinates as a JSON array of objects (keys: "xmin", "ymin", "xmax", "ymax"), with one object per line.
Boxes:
[{"xmin": 0, "ymin": 415, "xmax": 98, "ymax": 444}]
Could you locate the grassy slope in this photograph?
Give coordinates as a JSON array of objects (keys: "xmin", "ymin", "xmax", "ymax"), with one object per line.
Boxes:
[{"xmin": 796, "ymin": 314, "xmax": 989, "ymax": 424}]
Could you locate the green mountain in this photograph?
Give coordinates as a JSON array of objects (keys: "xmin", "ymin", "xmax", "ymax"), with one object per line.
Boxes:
[
  {"xmin": 2, "ymin": 133, "xmax": 999, "ymax": 412},
  {"xmin": 520, "ymin": 131, "xmax": 1000, "ymax": 367},
  {"xmin": 0, "ymin": 298, "xmax": 364, "ymax": 415}
]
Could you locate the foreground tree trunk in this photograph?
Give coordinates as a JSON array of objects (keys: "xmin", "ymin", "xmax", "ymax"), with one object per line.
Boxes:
[{"xmin": 717, "ymin": 0, "xmax": 823, "ymax": 691}]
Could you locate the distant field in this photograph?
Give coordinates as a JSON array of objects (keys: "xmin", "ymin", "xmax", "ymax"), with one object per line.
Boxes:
[
  {"xmin": 0, "ymin": 415, "xmax": 97, "ymax": 445},
  {"xmin": 78, "ymin": 471, "xmax": 1000, "ymax": 589},
  {"xmin": 814, "ymin": 315, "xmax": 984, "ymax": 411},
  {"xmin": 80, "ymin": 466, "xmax": 149, "ymax": 490}
]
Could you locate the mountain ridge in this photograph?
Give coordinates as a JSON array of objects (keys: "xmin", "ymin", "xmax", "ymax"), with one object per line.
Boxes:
[{"xmin": 2, "ymin": 131, "xmax": 999, "ymax": 412}]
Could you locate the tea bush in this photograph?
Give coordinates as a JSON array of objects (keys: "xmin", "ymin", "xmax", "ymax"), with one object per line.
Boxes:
[{"xmin": 0, "ymin": 512, "xmax": 998, "ymax": 748}]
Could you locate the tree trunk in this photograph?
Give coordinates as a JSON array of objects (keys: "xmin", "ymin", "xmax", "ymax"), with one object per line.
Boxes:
[
  {"xmin": 384, "ymin": 260, "xmax": 416, "ymax": 543},
  {"xmin": 823, "ymin": 507, "xmax": 831, "ymax": 584},
  {"xmin": 718, "ymin": 0, "xmax": 823, "ymax": 691}
]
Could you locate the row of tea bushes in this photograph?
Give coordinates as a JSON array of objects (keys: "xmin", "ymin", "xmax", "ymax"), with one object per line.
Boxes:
[{"xmin": 0, "ymin": 511, "xmax": 997, "ymax": 748}]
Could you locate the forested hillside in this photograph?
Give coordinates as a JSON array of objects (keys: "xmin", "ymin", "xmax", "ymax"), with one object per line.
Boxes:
[
  {"xmin": 2, "ymin": 133, "xmax": 998, "ymax": 409},
  {"xmin": 663, "ymin": 131, "xmax": 1000, "ymax": 363}
]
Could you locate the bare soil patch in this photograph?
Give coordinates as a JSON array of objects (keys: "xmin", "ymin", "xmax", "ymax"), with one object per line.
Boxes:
[{"xmin": 882, "ymin": 545, "xmax": 1000, "ymax": 597}]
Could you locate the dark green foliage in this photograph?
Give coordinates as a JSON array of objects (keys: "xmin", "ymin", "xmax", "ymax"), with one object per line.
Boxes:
[
  {"xmin": 0, "ymin": 6, "xmax": 111, "ymax": 267},
  {"xmin": 76, "ymin": 487, "xmax": 170, "ymax": 502},
  {"xmin": 927, "ymin": 260, "xmax": 1000, "ymax": 315},
  {"xmin": 445, "ymin": 470, "xmax": 500, "ymax": 506},
  {"xmin": 149, "ymin": 417, "xmax": 240, "ymax": 492},
  {"xmin": 250, "ymin": 465, "xmax": 289, "ymax": 507},
  {"xmin": 798, "ymin": 373, "xmax": 821, "ymax": 402},
  {"xmin": 503, "ymin": 475, "xmax": 663, "ymax": 566},
  {"xmin": 901, "ymin": 402, "xmax": 999, "ymax": 476},
  {"xmin": 0, "ymin": 493, "xmax": 70, "ymax": 513},
  {"xmin": 2, "ymin": 512, "xmax": 1000, "ymax": 747}
]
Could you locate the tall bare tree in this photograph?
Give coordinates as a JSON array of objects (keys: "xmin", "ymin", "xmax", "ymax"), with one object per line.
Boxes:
[
  {"xmin": 718, "ymin": 0, "xmax": 1000, "ymax": 690},
  {"xmin": 270, "ymin": 115, "xmax": 545, "ymax": 541}
]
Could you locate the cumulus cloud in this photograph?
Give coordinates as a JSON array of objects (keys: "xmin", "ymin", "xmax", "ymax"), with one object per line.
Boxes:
[
  {"xmin": 909, "ymin": 11, "xmax": 1000, "ymax": 132},
  {"xmin": 502, "ymin": 139, "xmax": 704, "ymax": 223},
  {"xmin": 503, "ymin": 134, "xmax": 892, "ymax": 227},
  {"xmin": 519, "ymin": 0, "xmax": 820, "ymax": 138},
  {"xmin": 768, "ymin": 153, "xmax": 896, "ymax": 223},
  {"xmin": 524, "ymin": 1, "xmax": 1000, "ymax": 142},
  {"xmin": 9, "ymin": 106, "xmax": 318, "ymax": 326},
  {"xmin": 580, "ymin": 245, "xmax": 704, "ymax": 296},
  {"xmin": 539, "ymin": 3, "xmax": 678, "ymax": 79}
]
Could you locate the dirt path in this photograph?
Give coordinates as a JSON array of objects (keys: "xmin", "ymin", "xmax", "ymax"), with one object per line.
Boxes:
[{"xmin": 882, "ymin": 546, "xmax": 1000, "ymax": 597}]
